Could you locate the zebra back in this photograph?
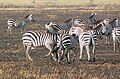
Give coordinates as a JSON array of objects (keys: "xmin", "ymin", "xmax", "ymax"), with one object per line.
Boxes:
[{"xmin": 22, "ymin": 31, "xmax": 58, "ymax": 47}]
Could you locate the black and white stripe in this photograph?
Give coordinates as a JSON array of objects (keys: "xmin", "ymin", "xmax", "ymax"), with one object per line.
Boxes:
[
  {"xmin": 7, "ymin": 14, "xmax": 35, "ymax": 34},
  {"xmin": 69, "ymin": 27, "xmax": 95, "ymax": 62},
  {"xmin": 56, "ymin": 31, "xmax": 78, "ymax": 64},
  {"xmin": 110, "ymin": 18, "xmax": 120, "ymax": 52},
  {"xmin": 22, "ymin": 31, "xmax": 59, "ymax": 61}
]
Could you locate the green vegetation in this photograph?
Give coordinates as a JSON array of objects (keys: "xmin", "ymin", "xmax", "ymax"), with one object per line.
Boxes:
[{"xmin": 0, "ymin": 0, "xmax": 119, "ymax": 5}]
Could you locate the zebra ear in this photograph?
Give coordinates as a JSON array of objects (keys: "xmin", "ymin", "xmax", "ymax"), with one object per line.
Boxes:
[
  {"xmin": 45, "ymin": 24, "xmax": 48, "ymax": 28},
  {"xmin": 49, "ymin": 22, "xmax": 52, "ymax": 26},
  {"xmin": 30, "ymin": 14, "xmax": 32, "ymax": 17}
]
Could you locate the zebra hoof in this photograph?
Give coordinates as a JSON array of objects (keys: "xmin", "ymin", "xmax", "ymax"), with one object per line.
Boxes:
[
  {"xmin": 29, "ymin": 58, "xmax": 33, "ymax": 62},
  {"xmin": 88, "ymin": 60, "xmax": 91, "ymax": 62},
  {"xmin": 68, "ymin": 61, "xmax": 71, "ymax": 64},
  {"xmin": 72, "ymin": 58, "xmax": 75, "ymax": 63},
  {"xmin": 43, "ymin": 55, "xmax": 48, "ymax": 58},
  {"xmin": 79, "ymin": 59, "xmax": 82, "ymax": 61},
  {"xmin": 93, "ymin": 58, "xmax": 96, "ymax": 62},
  {"xmin": 58, "ymin": 61, "xmax": 61, "ymax": 64},
  {"xmin": 60, "ymin": 57, "xmax": 64, "ymax": 61}
]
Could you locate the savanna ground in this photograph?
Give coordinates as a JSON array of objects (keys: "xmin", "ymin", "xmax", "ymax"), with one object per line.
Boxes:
[{"xmin": 0, "ymin": 6, "xmax": 120, "ymax": 79}]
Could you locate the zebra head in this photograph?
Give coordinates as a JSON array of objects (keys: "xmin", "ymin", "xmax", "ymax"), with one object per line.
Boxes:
[
  {"xmin": 24, "ymin": 14, "xmax": 35, "ymax": 22},
  {"xmin": 109, "ymin": 18, "xmax": 118, "ymax": 27},
  {"xmin": 100, "ymin": 19, "xmax": 112, "ymax": 35},
  {"xmin": 73, "ymin": 19, "xmax": 85, "ymax": 27},
  {"xmin": 88, "ymin": 13, "xmax": 97, "ymax": 23},
  {"xmin": 113, "ymin": 18, "xmax": 119, "ymax": 27},
  {"xmin": 45, "ymin": 22, "xmax": 58, "ymax": 34}
]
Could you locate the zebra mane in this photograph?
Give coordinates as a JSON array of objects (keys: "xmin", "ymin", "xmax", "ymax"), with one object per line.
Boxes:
[
  {"xmin": 109, "ymin": 18, "xmax": 117, "ymax": 24},
  {"xmin": 91, "ymin": 19, "xmax": 103, "ymax": 25},
  {"xmin": 24, "ymin": 14, "xmax": 31, "ymax": 18},
  {"xmin": 93, "ymin": 23, "xmax": 102, "ymax": 30},
  {"xmin": 64, "ymin": 18, "xmax": 73, "ymax": 23}
]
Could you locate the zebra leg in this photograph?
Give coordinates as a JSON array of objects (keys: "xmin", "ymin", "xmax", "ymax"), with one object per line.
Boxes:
[
  {"xmin": 60, "ymin": 50, "xmax": 65, "ymax": 60},
  {"xmin": 112, "ymin": 31, "xmax": 116, "ymax": 53},
  {"xmin": 117, "ymin": 42, "xmax": 119, "ymax": 52},
  {"xmin": 92, "ymin": 44, "xmax": 96, "ymax": 62},
  {"xmin": 79, "ymin": 45, "xmax": 83, "ymax": 61},
  {"xmin": 85, "ymin": 45, "xmax": 90, "ymax": 62},
  {"xmin": 44, "ymin": 51, "xmax": 51, "ymax": 58},
  {"xmin": 26, "ymin": 46, "xmax": 33, "ymax": 61},
  {"xmin": 71, "ymin": 48, "xmax": 77, "ymax": 62},
  {"xmin": 65, "ymin": 50, "xmax": 71, "ymax": 64},
  {"xmin": 45, "ymin": 42, "xmax": 57, "ymax": 61},
  {"xmin": 44, "ymin": 42, "xmax": 52, "ymax": 58},
  {"xmin": 7, "ymin": 26, "xmax": 9, "ymax": 34},
  {"xmin": 57, "ymin": 49, "xmax": 62, "ymax": 63},
  {"xmin": 9, "ymin": 27, "xmax": 12, "ymax": 35},
  {"xmin": 51, "ymin": 52, "xmax": 57, "ymax": 61},
  {"xmin": 113, "ymin": 39, "xmax": 116, "ymax": 53},
  {"xmin": 21, "ymin": 27, "xmax": 24, "ymax": 34},
  {"xmin": 7, "ymin": 26, "xmax": 11, "ymax": 34}
]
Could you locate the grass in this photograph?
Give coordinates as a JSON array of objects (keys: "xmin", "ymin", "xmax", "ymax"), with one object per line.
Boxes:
[{"xmin": 0, "ymin": 0, "xmax": 120, "ymax": 5}]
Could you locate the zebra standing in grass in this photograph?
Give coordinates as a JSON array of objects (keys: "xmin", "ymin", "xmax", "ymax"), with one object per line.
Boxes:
[
  {"xmin": 54, "ymin": 30, "xmax": 78, "ymax": 64},
  {"xmin": 22, "ymin": 31, "xmax": 59, "ymax": 61},
  {"xmin": 69, "ymin": 26, "xmax": 96, "ymax": 62},
  {"xmin": 7, "ymin": 14, "xmax": 35, "ymax": 34},
  {"xmin": 110, "ymin": 18, "xmax": 120, "ymax": 52}
]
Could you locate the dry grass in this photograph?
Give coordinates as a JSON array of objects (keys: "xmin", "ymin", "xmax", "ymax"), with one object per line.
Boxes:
[
  {"xmin": 0, "ymin": 0, "xmax": 120, "ymax": 5},
  {"xmin": 0, "ymin": 6, "xmax": 120, "ymax": 79}
]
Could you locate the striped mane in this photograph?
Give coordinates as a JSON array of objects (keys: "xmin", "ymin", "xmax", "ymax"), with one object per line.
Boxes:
[
  {"xmin": 64, "ymin": 18, "xmax": 73, "ymax": 23},
  {"xmin": 24, "ymin": 14, "xmax": 31, "ymax": 18},
  {"xmin": 91, "ymin": 19, "xmax": 103, "ymax": 25}
]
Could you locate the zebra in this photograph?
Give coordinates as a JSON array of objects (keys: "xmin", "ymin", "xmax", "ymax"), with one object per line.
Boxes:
[
  {"xmin": 92, "ymin": 19, "xmax": 112, "ymax": 46},
  {"xmin": 69, "ymin": 26, "xmax": 95, "ymax": 62},
  {"xmin": 22, "ymin": 31, "xmax": 59, "ymax": 61},
  {"xmin": 45, "ymin": 18, "xmax": 74, "ymax": 34},
  {"xmin": 7, "ymin": 14, "xmax": 35, "ymax": 34},
  {"xmin": 55, "ymin": 30, "xmax": 78, "ymax": 64},
  {"xmin": 110, "ymin": 18, "xmax": 120, "ymax": 52}
]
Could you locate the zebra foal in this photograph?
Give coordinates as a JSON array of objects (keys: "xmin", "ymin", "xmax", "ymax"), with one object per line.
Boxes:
[{"xmin": 7, "ymin": 14, "xmax": 35, "ymax": 34}]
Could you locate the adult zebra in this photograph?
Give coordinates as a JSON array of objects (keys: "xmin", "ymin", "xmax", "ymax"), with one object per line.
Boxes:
[
  {"xmin": 110, "ymin": 18, "xmax": 120, "ymax": 52},
  {"xmin": 55, "ymin": 30, "xmax": 78, "ymax": 64},
  {"xmin": 7, "ymin": 14, "xmax": 35, "ymax": 34},
  {"xmin": 69, "ymin": 26, "xmax": 96, "ymax": 62},
  {"xmin": 22, "ymin": 31, "xmax": 59, "ymax": 61}
]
